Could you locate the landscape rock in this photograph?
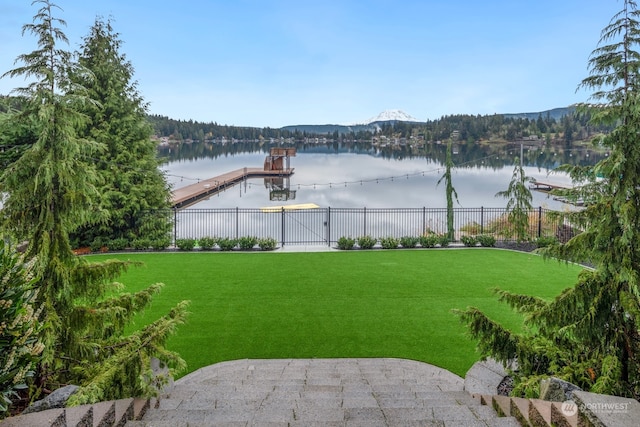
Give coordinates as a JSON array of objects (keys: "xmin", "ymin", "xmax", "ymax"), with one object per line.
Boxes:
[
  {"xmin": 22, "ymin": 385, "xmax": 79, "ymax": 414},
  {"xmin": 539, "ymin": 377, "xmax": 581, "ymax": 402},
  {"xmin": 497, "ymin": 375, "xmax": 514, "ymax": 396}
]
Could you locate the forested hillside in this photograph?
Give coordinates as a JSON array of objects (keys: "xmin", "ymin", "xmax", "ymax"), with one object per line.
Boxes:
[{"xmin": 148, "ymin": 108, "xmax": 610, "ymax": 146}]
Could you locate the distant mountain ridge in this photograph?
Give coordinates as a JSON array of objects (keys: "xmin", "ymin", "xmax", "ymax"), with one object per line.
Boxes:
[
  {"xmin": 281, "ymin": 107, "xmax": 574, "ymax": 135},
  {"xmin": 502, "ymin": 106, "xmax": 575, "ymax": 122}
]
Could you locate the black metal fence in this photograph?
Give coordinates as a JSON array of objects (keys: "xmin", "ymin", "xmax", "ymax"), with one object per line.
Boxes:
[{"xmin": 163, "ymin": 207, "xmax": 566, "ymax": 246}]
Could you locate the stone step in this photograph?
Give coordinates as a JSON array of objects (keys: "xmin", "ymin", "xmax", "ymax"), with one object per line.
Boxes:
[
  {"xmin": 487, "ymin": 418, "xmax": 523, "ymax": 427},
  {"xmin": 471, "ymin": 394, "xmax": 527, "ymax": 425},
  {"xmin": 114, "ymin": 398, "xmax": 135, "ymax": 425},
  {"xmin": 479, "ymin": 394, "xmax": 493, "ymax": 406},
  {"xmin": 441, "ymin": 390, "xmax": 487, "ymax": 407},
  {"xmin": 528, "ymin": 398, "xmax": 552, "ymax": 426},
  {"xmin": 492, "ymin": 395, "xmax": 512, "ymax": 417},
  {"xmin": 0, "ymin": 409, "xmax": 65, "ymax": 427},
  {"xmin": 509, "ymin": 396, "xmax": 531, "ymax": 426},
  {"xmin": 551, "ymin": 401, "xmax": 578, "ymax": 427},
  {"xmin": 64, "ymin": 404, "xmax": 93, "ymax": 427},
  {"xmin": 125, "ymin": 422, "xmax": 213, "ymax": 427},
  {"xmin": 473, "ymin": 393, "xmax": 578, "ymax": 427},
  {"xmin": 574, "ymin": 389, "xmax": 640, "ymax": 427},
  {"xmin": 93, "ymin": 401, "xmax": 116, "ymax": 427},
  {"xmin": 135, "ymin": 407, "xmax": 522, "ymax": 427},
  {"xmin": 0, "ymin": 398, "xmax": 151, "ymax": 427}
]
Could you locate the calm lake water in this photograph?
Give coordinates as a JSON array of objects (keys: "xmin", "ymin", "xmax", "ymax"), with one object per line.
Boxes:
[{"xmin": 160, "ymin": 142, "xmax": 602, "ymax": 210}]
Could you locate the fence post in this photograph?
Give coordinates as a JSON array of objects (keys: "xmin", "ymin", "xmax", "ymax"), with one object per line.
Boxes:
[
  {"xmin": 480, "ymin": 206, "xmax": 484, "ymax": 235},
  {"xmin": 281, "ymin": 207, "xmax": 285, "ymax": 247},
  {"xmin": 363, "ymin": 207, "xmax": 367, "ymax": 236},
  {"xmin": 326, "ymin": 207, "xmax": 331, "ymax": 246},
  {"xmin": 235, "ymin": 207, "xmax": 239, "ymax": 239},
  {"xmin": 422, "ymin": 207, "xmax": 426, "ymax": 234},
  {"xmin": 538, "ymin": 206, "xmax": 543, "ymax": 238},
  {"xmin": 173, "ymin": 208, "xmax": 177, "ymax": 245}
]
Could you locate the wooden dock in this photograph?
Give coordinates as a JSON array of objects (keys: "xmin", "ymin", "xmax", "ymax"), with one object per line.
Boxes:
[
  {"xmin": 529, "ymin": 180, "xmax": 571, "ymax": 192},
  {"xmin": 529, "ymin": 179, "xmax": 585, "ymax": 206},
  {"xmin": 171, "ymin": 167, "xmax": 294, "ymax": 208}
]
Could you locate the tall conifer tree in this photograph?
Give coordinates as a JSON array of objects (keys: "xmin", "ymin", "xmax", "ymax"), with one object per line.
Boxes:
[
  {"xmin": 0, "ymin": 1, "xmax": 188, "ymax": 405},
  {"xmin": 495, "ymin": 156, "xmax": 533, "ymax": 243},
  {"xmin": 70, "ymin": 17, "xmax": 172, "ymax": 248}
]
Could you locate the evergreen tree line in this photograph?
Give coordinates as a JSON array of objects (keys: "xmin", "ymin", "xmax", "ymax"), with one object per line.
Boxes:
[
  {"xmin": 0, "ymin": 1, "xmax": 186, "ymax": 417},
  {"xmin": 148, "ymin": 114, "xmax": 305, "ymax": 141},
  {"xmin": 148, "ymin": 109, "xmax": 611, "ymax": 145}
]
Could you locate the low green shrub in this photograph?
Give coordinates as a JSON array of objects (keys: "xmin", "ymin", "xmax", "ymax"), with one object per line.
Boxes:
[
  {"xmin": 400, "ymin": 236, "xmax": 419, "ymax": 248},
  {"xmin": 357, "ymin": 235, "xmax": 377, "ymax": 249},
  {"xmin": 438, "ymin": 235, "xmax": 450, "ymax": 247},
  {"xmin": 460, "ymin": 235, "xmax": 478, "ymax": 247},
  {"xmin": 132, "ymin": 238, "xmax": 150, "ymax": 250},
  {"xmin": 176, "ymin": 238, "xmax": 196, "ymax": 251},
  {"xmin": 477, "ymin": 234, "xmax": 496, "ymax": 247},
  {"xmin": 258, "ymin": 237, "xmax": 277, "ymax": 251},
  {"xmin": 90, "ymin": 237, "xmax": 105, "ymax": 252},
  {"xmin": 108, "ymin": 237, "xmax": 129, "ymax": 251},
  {"xmin": 151, "ymin": 238, "xmax": 171, "ymax": 251},
  {"xmin": 380, "ymin": 236, "xmax": 400, "ymax": 249},
  {"xmin": 217, "ymin": 238, "xmax": 238, "ymax": 251},
  {"xmin": 419, "ymin": 234, "xmax": 439, "ymax": 248},
  {"xmin": 198, "ymin": 236, "xmax": 217, "ymax": 250},
  {"xmin": 337, "ymin": 236, "xmax": 355, "ymax": 250},
  {"xmin": 535, "ymin": 235, "xmax": 558, "ymax": 248},
  {"xmin": 238, "ymin": 236, "xmax": 258, "ymax": 251}
]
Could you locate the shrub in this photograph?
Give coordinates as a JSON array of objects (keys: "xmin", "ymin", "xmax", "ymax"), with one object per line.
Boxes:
[
  {"xmin": 132, "ymin": 238, "xmax": 150, "ymax": 250},
  {"xmin": 108, "ymin": 237, "xmax": 129, "ymax": 251},
  {"xmin": 438, "ymin": 234, "xmax": 450, "ymax": 247},
  {"xmin": 535, "ymin": 235, "xmax": 558, "ymax": 248},
  {"xmin": 419, "ymin": 234, "xmax": 439, "ymax": 248},
  {"xmin": 151, "ymin": 238, "xmax": 171, "ymax": 251},
  {"xmin": 337, "ymin": 237, "xmax": 355, "ymax": 250},
  {"xmin": 380, "ymin": 236, "xmax": 400, "ymax": 249},
  {"xmin": 217, "ymin": 238, "xmax": 238, "ymax": 251},
  {"xmin": 258, "ymin": 237, "xmax": 277, "ymax": 251},
  {"xmin": 400, "ymin": 236, "xmax": 419, "ymax": 248},
  {"xmin": 198, "ymin": 236, "xmax": 217, "ymax": 250},
  {"xmin": 175, "ymin": 238, "xmax": 196, "ymax": 251},
  {"xmin": 461, "ymin": 235, "xmax": 478, "ymax": 247},
  {"xmin": 357, "ymin": 235, "xmax": 377, "ymax": 249},
  {"xmin": 90, "ymin": 237, "xmax": 105, "ymax": 253},
  {"xmin": 238, "ymin": 236, "xmax": 258, "ymax": 251},
  {"xmin": 477, "ymin": 234, "xmax": 497, "ymax": 247}
]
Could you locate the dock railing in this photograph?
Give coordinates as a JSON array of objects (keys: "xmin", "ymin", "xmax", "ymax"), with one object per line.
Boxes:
[{"xmin": 156, "ymin": 206, "xmax": 569, "ymax": 247}]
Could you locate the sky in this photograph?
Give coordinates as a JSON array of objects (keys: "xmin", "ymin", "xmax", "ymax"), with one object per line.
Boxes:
[{"xmin": 0, "ymin": 1, "xmax": 623, "ymax": 128}]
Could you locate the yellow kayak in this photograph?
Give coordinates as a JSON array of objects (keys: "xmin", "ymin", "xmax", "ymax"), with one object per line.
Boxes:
[{"xmin": 260, "ymin": 203, "xmax": 320, "ymax": 212}]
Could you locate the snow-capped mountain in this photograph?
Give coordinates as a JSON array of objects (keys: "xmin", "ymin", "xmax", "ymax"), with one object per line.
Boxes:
[
  {"xmin": 284, "ymin": 110, "xmax": 422, "ymax": 134},
  {"xmin": 364, "ymin": 109, "xmax": 419, "ymax": 124}
]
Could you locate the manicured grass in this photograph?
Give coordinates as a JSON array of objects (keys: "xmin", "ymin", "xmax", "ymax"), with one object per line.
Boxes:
[{"xmin": 93, "ymin": 249, "xmax": 583, "ymax": 378}]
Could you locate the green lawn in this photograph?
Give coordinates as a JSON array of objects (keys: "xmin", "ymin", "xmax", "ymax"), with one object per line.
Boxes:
[{"xmin": 93, "ymin": 249, "xmax": 583, "ymax": 378}]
